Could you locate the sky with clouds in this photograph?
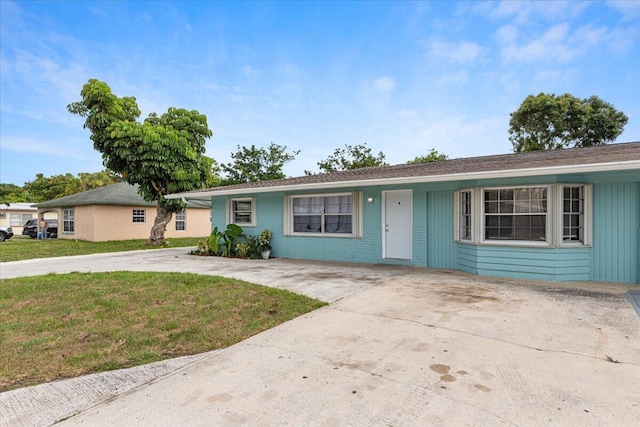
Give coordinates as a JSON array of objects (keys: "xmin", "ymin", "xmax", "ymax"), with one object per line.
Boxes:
[{"xmin": 1, "ymin": 0, "xmax": 639, "ymax": 185}]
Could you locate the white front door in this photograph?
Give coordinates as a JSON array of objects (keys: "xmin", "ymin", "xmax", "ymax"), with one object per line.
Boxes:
[{"xmin": 383, "ymin": 190, "xmax": 412, "ymax": 260}]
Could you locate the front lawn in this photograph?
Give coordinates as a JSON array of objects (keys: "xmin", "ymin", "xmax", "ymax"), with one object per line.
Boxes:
[
  {"xmin": 0, "ymin": 271, "xmax": 327, "ymax": 391},
  {"xmin": 0, "ymin": 237, "xmax": 203, "ymax": 262}
]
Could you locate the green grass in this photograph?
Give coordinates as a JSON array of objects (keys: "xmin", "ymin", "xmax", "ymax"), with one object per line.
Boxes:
[
  {"xmin": 0, "ymin": 271, "xmax": 327, "ymax": 391},
  {"xmin": 0, "ymin": 236, "xmax": 204, "ymax": 262}
]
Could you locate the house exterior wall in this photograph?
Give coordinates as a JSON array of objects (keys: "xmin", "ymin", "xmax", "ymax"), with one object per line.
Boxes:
[
  {"xmin": 210, "ymin": 171, "xmax": 639, "ymax": 285},
  {"xmin": 0, "ymin": 208, "xmax": 35, "ymax": 228},
  {"xmin": 56, "ymin": 205, "xmax": 210, "ymax": 242}
]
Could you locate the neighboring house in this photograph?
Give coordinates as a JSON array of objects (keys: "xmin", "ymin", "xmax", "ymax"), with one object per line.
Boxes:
[
  {"xmin": 34, "ymin": 182, "xmax": 211, "ymax": 242},
  {"xmin": 0, "ymin": 203, "xmax": 37, "ymax": 229},
  {"xmin": 168, "ymin": 142, "xmax": 640, "ymax": 285},
  {"xmin": 0, "ymin": 203, "xmax": 56, "ymax": 229}
]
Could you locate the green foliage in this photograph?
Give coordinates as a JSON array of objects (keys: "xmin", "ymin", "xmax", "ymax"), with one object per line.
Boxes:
[
  {"xmin": 192, "ymin": 226, "xmax": 271, "ymax": 259},
  {"xmin": 236, "ymin": 236, "xmax": 261, "ymax": 259},
  {"xmin": 68, "ymin": 79, "xmax": 214, "ymax": 244},
  {"xmin": 221, "ymin": 143, "xmax": 299, "ymax": 185},
  {"xmin": 408, "ymin": 149, "xmax": 448, "ymax": 164},
  {"xmin": 194, "ymin": 224, "xmax": 244, "ymax": 257},
  {"xmin": 221, "ymin": 224, "xmax": 243, "ymax": 257},
  {"xmin": 1, "ymin": 171, "xmax": 121, "ymax": 203},
  {"xmin": 259, "ymin": 229, "xmax": 272, "ymax": 251},
  {"xmin": 509, "ymin": 93, "xmax": 628, "ymax": 152},
  {"xmin": 309, "ymin": 143, "xmax": 388, "ymax": 174}
]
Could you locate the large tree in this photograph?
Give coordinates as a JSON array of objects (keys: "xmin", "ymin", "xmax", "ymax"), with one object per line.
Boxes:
[
  {"xmin": 509, "ymin": 93, "xmax": 628, "ymax": 152},
  {"xmin": 310, "ymin": 143, "xmax": 388, "ymax": 174},
  {"xmin": 68, "ymin": 79, "xmax": 213, "ymax": 245},
  {"xmin": 221, "ymin": 143, "xmax": 299, "ymax": 185},
  {"xmin": 408, "ymin": 149, "xmax": 448, "ymax": 164}
]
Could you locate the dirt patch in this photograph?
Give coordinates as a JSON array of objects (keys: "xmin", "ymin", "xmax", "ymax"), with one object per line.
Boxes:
[{"xmin": 429, "ymin": 364, "xmax": 450, "ymax": 375}]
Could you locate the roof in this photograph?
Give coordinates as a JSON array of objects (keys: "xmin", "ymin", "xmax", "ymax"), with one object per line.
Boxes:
[
  {"xmin": 34, "ymin": 182, "xmax": 210, "ymax": 209},
  {"xmin": 168, "ymin": 142, "xmax": 640, "ymax": 199},
  {"xmin": 0, "ymin": 203, "xmax": 38, "ymax": 211}
]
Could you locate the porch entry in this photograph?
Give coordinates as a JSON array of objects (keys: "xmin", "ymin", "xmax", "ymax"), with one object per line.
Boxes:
[{"xmin": 382, "ymin": 190, "xmax": 412, "ymax": 260}]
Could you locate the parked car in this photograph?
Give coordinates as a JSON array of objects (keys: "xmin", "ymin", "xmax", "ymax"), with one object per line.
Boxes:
[
  {"xmin": 22, "ymin": 219, "xmax": 58, "ymax": 238},
  {"xmin": 0, "ymin": 226, "xmax": 14, "ymax": 242}
]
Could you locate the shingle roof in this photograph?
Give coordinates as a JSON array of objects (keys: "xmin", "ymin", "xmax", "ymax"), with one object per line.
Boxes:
[
  {"xmin": 34, "ymin": 182, "xmax": 210, "ymax": 209},
  {"xmin": 172, "ymin": 141, "xmax": 640, "ymax": 198}
]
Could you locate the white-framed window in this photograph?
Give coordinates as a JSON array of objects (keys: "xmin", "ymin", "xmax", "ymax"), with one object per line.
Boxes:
[
  {"xmin": 175, "ymin": 211, "xmax": 186, "ymax": 231},
  {"xmin": 226, "ymin": 198, "xmax": 256, "ymax": 227},
  {"xmin": 10, "ymin": 213, "xmax": 33, "ymax": 226},
  {"xmin": 457, "ymin": 190, "xmax": 472, "ymax": 241},
  {"xmin": 559, "ymin": 185, "xmax": 591, "ymax": 245},
  {"xmin": 484, "ymin": 187, "xmax": 548, "ymax": 242},
  {"xmin": 454, "ymin": 184, "xmax": 591, "ymax": 247},
  {"xmin": 284, "ymin": 192, "xmax": 362, "ymax": 238},
  {"xmin": 63, "ymin": 208, "xmax": 74, "ymax": 233},
  {"xmin": 0, "ymin": 213, "xmax": 5, "ymax": 219},
  {"xmin": 132, "ymin": 209, "xmax": 146, "ymax": 223}
]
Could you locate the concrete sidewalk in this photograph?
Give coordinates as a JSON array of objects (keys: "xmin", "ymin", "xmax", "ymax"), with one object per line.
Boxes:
[{"xmin": 2, "ymin": 250, "xmax": 639, "ymax": 426}]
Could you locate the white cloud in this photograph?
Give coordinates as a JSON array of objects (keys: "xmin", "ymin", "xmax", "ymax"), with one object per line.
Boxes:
[
  {"xmin": 474, "ymin": 1, "xmax": 589, "ymax": 24},
  {"xmin": 605, "ymin": 26, "xmax": 639, "ymax": 53},
  {"xmin": 423, "ymin": 39, "xmax": 483, "ymax": 63},
  {"xmin": 374, "ymin": 76, "xmax": 395, "ymax": 93},
  {"xmin": 496, "ymin": 22, "xmax": 615, "ymax": 63},
  {"xmin": 606, "ymin": 0, "xmax": 640, "ymax": 20}
]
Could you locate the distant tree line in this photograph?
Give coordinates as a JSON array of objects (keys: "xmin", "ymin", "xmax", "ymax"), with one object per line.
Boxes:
[{"xmin": 0, "ymin": 170, "xmax": 121, "ymax": 203}]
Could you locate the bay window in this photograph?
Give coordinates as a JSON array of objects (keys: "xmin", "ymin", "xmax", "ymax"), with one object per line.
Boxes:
[{"xmin": 455, "ymin": 185, "xmax": 591, "ymax": 246}]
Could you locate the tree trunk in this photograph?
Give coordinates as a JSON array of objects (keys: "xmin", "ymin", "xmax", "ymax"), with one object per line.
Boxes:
[{"xmin": 147, "ymin": 204, "xmax": 172, "ymax": 246}]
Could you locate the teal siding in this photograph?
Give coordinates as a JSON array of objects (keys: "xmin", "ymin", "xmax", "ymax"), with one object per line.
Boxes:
[
  {"xmin": 473, "ymin": 246, "xmax": 590, "ymax": 281},
  {"xmin": 426, "ymin": 191, "xmax": 457, "ymax": 269},
  {"xmin": 209, "ymin": 171, "xmax": 639, "ymax": 285},
  {"xmin": 457, "ymin": 243, "xmax": 478, "ymax": 275},
  {"xmin": 591, "ymin": 182, "xmax": 639, "ymax": 284}
]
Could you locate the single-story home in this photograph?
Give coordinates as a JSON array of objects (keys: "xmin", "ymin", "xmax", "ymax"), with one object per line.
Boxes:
[
  {"xmin": 34, "ymin": 182, "xmax": 211, "ymax": 242},
  {"xmin": 168, "ymin": 142, "xmax": 640, "ymax": 285},
  {"xmin": 0, "ymin": 203, "xmax": 56, "ymax": 229}
]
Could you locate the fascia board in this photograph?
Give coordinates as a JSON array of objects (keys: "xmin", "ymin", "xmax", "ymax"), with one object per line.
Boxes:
[{"xmin": 166, "ymin": 160, "xmax": 640, "ymax": 199}]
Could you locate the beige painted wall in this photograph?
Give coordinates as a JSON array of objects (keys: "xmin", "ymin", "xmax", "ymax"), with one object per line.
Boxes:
[
  {"xmin": 0, "ymin": 209, "xmax": 35, "ymax": 228},
  {"xmin": 56, "ymin": 205, "xmax": 210, "ymax": 242}
]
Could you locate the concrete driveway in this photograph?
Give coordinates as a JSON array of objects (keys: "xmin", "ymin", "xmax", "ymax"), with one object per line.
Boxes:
[{"xmin": 1, "ymin": 249, "xmax": 639, "ymax": 426}]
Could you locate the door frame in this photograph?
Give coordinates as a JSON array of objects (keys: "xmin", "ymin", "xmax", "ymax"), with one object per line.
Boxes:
[{"xmin": 381, "ymin": 189, "xmax": 413, "ymax": 260}]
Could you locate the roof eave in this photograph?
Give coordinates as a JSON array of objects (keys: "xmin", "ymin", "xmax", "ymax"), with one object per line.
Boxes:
[{"xmin": 165, "ymin": 160, "xmax": 640, "ymax": 199}]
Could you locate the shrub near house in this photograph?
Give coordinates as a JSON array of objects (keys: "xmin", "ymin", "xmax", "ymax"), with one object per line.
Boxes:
[{"xmin": 192, "ymin": 225, "xmax": 272, "ymax": 260}]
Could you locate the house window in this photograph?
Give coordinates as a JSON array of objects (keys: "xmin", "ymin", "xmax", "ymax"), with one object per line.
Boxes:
[
  {"xmin": 285, "ymin": 192, "xmax": 362, "ymax": 237},
  {"xmin": 458, "ymin": 190, "xmax": 472, "ymax": 241},
  {"xmin": 132, "ymin": 209, "xmax": 146, "ymax": 223},
  {"xmin": 563, "ymin": 186, "xmax": 585, "ymax": 243},
  {"xmin": 63, "ymin": 208, "xmax": 74, "ymax": 233},
  {"xmin": 455, "ymin": 185, "xmax": 591, "ymax": 247},
  {"xmin": 227, "ymin": 198, "xmax": 256, "ymax": 227},
  {"xmin": 175, "ymin": 211, "xmax": 186, "ymax": 231},
  {"xmin": 10, "ymin": 213, "xmax": 32, "ymax": 226},
  {"xmin": 0, "ymin": 213, "xmax": 5, "ymax": 219},
  {"xmin": 484, "ymin": 187, "xmax": 547, "ymax": 242}
]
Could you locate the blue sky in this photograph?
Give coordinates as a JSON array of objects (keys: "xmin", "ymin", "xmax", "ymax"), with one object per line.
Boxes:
[{"xmin": 1, "ymin": 1, "xmax": 639, "ymax": 186}]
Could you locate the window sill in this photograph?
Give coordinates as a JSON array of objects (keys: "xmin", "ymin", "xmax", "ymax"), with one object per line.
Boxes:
[
  {"xmin": 286, "ymin": 232, "xmax": 359, "ymax": 239},
  {"xmin": 456, "ymin": 240, "xmax": 590, "ymax": 249}
]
